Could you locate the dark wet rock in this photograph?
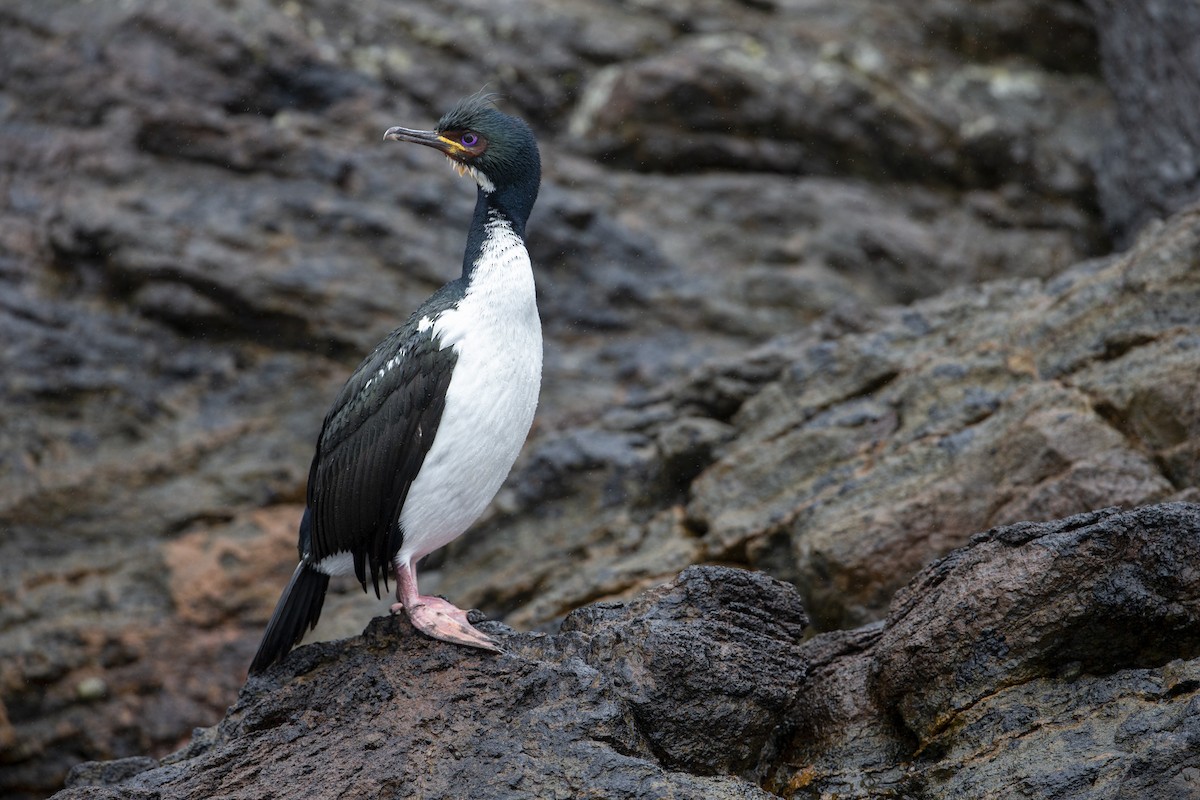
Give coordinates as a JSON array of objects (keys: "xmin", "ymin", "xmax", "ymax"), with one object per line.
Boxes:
[
  {"xmin": 759, "ymin": 503, "xmax": 1200, "ymax": 799},
  {"xmin": 1, "ymin": 0, "xmax": 1196, "ymax": 796},
  {"xmin": 63, "ymin": 759, "xmax": 159, "ymax": 795},
  {"xmin": 1087, "ymin": 0, "xmax": 1200, "ymax": 245},
  {"xmin": 568, "ymin": 14, "xmax": 1107, "ymax": 202},
  {"xmin": 57, "ymin": 566, "xmax": 805, "ymax": 800},
  {"xmin": 923, "ymin": 0, "xmax": 1100, "ymax": 74},
  {"xmin": 872, "ymin": 505, "xmax": 1200, "ymax": 744},
  {"xmin": 450, "ymin": 204, "xmax": 1198, "ymax": 634},
  {"xmin": 53, "ymin": 506, "xmax": 1200, "ymax": 800}
]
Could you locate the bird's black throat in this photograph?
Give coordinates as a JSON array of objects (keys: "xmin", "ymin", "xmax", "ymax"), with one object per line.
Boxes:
[{"xmin": 460, "ymin": 177, "xmax": 538, "ymax": 278}]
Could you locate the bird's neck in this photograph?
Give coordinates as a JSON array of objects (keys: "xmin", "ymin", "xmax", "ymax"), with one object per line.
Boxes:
[
  {"xmin": 460, "ymin": 182, "xmax": 536, "ymax": 279},
  {"xmin": 452, "ymin": 192, "xmax": 539, "ymax": 338}
]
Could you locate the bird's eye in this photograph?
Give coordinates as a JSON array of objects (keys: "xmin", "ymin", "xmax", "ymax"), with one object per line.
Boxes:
[{"xmin": 461, "ymin": 132, "xmax": 479, "ymax": 147}]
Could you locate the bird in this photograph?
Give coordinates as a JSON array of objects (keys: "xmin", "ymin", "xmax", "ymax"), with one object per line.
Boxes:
[{"xmin": 249, "ymin": 92, "xmax": 542, "ymax": 673}]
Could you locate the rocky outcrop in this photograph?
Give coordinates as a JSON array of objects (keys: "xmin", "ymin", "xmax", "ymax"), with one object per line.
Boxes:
[
  {"xmin": 61, "ymin": 566, "xmax": 806, "ymax": 800},
  {"xmin": 774, "ymin": 503, "xmax": 1200, "ymax": 799},
  {"xmin": 1086, "ymin": 0, "xmax": 1200, "ymax": 245},
  {"xmin": 55, "ymin": 504, "xmax": 1200, "ymax": 799},
  {"xmin": 3, "ymin": 0, "xmax": 1200, "ymax": 797},
  {"xmin": 447, "ymin": 203, "xmax": 1200, "ymax": 634}
]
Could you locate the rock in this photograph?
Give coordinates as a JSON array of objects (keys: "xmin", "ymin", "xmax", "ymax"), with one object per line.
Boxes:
[
  {"xmin": 448, "ymin": 203, "xmax": 1198, "ymax": 633},
  {"xmin": 57, "ymin": 566, "xmax": 806, "ymax": 800},
  {"xmin": 1086, "ymin": 0, "xmax": 1200, "ymax": 245},
  {"xmin": 63, "ymin": 759, "xmax": 159, "ymax": 795},
  {"xmin": 922, "ymin": 0, "xmax": 1099, "ymax": 74},
  {"xmin": 53, "ymin": 505, "xmax": 1200, "ymax": 800},
  {"xmin": 0, "ymin": 0, "xmax": 1194, "ymax": 795},
  {"xmin": 764, "ymin": 503, "xmax": 1200, "ymax": 799},
  {"xmin": 872, "ymin": 505, "xmax": 1200, "ymax": 744},
  {"xmin": 568, "ymin": 12, "xmax": 1107, "ymax": 202}
]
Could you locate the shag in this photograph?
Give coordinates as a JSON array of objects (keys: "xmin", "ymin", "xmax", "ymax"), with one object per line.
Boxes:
[{"xmin": 250, "ymin": 93, "xmax": 542, "ymax": 673}]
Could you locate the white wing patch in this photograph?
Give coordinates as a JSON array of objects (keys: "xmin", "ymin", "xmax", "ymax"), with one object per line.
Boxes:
[{"xmin": 314, "ymin": 551, "xmax": 354, "ymax": 576}]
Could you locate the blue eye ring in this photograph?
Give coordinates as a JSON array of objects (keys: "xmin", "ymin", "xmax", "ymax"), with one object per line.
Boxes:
[{"xmin": 461, "ymin": 132, "xmax": 479, "ymax": 147}]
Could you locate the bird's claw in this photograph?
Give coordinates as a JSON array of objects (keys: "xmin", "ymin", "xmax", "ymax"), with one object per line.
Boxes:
[{"xmin": 391, "ymin": 596, "xmax": 503, "ymax": 653}]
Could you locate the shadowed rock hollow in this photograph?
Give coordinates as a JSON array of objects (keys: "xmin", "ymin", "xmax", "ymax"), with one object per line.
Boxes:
[{"xmin": 3, "ymin": 0, "xmax": 1200, "ymax": 798}]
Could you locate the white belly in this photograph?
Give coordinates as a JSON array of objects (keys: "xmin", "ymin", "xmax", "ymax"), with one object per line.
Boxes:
[{"xmin": 396, "ymin": 214, "xmax": 541, "ymax": 566}]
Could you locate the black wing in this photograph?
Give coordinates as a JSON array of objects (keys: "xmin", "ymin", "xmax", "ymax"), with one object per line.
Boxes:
[{"xmin": 302, "ymin": 300, "xmax": 459, "ymax": 597}]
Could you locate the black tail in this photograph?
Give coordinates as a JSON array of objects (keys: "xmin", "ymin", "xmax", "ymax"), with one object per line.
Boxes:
[{"xmin": 249, "ymin": 562, "xmax": 331, "ymax": 674}]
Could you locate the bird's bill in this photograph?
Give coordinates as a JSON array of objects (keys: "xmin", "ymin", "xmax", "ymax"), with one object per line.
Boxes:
[{"xmin": 383, "ymin": 126, "xmax": 467, "ymax": 157}]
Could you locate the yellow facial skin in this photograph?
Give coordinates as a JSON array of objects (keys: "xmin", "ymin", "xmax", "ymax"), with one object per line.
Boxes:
[
  {"xmin": 439, "ymin": 136, "xmax": 472, "ymax": 178},
  {"xmin": 437, "ymin": 135, "xmax": 471, "ymax": 157},
  {"xmin": 383, "ymin": 126, "xmax": 492, "ymax": 191}
]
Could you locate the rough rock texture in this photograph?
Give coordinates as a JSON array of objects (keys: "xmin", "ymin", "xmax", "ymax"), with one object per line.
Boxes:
[
  {"xmin": 449, "ymin": 204, "xmax": 1200, "ymax": 633},
  {"xmin": 1086, "ymin": 0, "xmax": 1200, "ymax": 245},
  {"xmin": 61, "ymin": 566, "xmax": 807, "ymax": 800},
  {"xmin": 767, "ymin": 503, "xmax": 1200, "ymax": 799},
  {"xmin": 53, "ymin": 505, "xmax": 1200, "ymax": 799},
  {"xmin": 3, "ymin": 0, "xmax": 1200, "ymax": 797}
]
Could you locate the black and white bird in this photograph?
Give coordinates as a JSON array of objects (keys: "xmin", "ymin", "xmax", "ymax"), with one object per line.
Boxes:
[{"xmin": 250, "ymin": 93, "xmax": 542, "ymax": 673}]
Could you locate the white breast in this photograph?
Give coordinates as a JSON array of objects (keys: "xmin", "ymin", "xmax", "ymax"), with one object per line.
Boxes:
[{"xmin": 396, "ymin": 212, "xmax": 542, "ymax": 567}]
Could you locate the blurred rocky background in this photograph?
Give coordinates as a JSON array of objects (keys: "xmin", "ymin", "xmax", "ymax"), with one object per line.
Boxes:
[{"xmin": 1, "ymin": 0, "xmax": 1198, "ymax": 798}]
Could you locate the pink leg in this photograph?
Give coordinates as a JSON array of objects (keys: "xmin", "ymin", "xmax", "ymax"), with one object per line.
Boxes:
[{"xmin": 390, "ymin": 561, "xmax": 501, "ymax": 653}]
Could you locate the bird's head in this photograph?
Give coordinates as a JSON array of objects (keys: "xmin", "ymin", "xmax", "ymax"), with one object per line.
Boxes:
[{"xmin": 384, "ymin": 93, "xmax": 540, "ymax": 207}]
